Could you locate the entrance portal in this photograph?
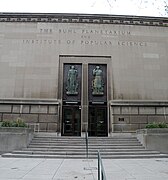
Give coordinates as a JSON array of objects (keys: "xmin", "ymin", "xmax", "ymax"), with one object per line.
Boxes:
[
  {"xmin": 60, "ymin": 58, "xmax": 110, "ymax": 137},
  {"xmin": 88, "ymin": 106, "xmax": 108, "ymax": 136},
  {"xmin": 62, "ymin": 106, "xmax": 81, "ymax": 136}
]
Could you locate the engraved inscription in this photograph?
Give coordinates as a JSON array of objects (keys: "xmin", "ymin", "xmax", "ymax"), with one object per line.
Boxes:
[
  {"xmin": 81, "ymin": 29, "xmax": 131, "ymax": 36},
  {"xmin": 22, "ymin": 28, "xmax": 147, "ymax": 47},
  {"xmin": 40, "ymin": 29, "xmax": 52, "ymax": 33},
  {"xmin": 118, "ymin": 41, "xmax": 147, "ymax": 46},
  {"xmin": 22, "ymin": 39, "xmax": 147, "ymax": 47},
  {"xmin": 39, "ymin": 28, "xmax": 131, "ymax": 36},
  {"xmin": 22, "ymin": 39, "xmax": 61, "ymax": 44}
]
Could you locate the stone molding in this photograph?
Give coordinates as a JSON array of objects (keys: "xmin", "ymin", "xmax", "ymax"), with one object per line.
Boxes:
[
  {"xmin": 111, "ymin": 100, "xmax": 168, "ymax": 107},
  {"xmin": 0, "ymin": 98, "xmax": 59, "ymax": 105},
  {"xmin": 0, "ymin": 13, "xmax": 167, "ymax": 27}
]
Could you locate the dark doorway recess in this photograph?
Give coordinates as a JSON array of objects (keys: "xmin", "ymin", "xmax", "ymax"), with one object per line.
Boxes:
[
  {"xmin": 62, "ymin": 106, "xmax": 81, "ymax": 136},
  {"xmin": 88, "ymin": 106, "xmax": 108, "ymax": 136}
]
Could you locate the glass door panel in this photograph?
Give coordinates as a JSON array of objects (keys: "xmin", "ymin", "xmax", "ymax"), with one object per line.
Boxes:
[
  {"xmin": 62, "ymin": 106, "xmax": 81, "ymax": 136},
  {"xmin": 88, "ymin": 106, "xmax": 107, "ymax": 136}
]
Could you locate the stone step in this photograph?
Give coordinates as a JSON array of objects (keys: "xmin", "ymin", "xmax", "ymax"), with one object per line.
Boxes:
[
  {"xmin": 31, "ymin": 140, "xmax": 139, "ymax": 144},
  {"xmin": 33, "ymin": 133, "xmax": 136, "ymax": 138},
  {"xmin": 33, "ymin": 137, "xmax": 137, "ymax": 141},
  {"xmin": 29, "ymin": 142, "xmax": 142, "ymax": 146},
  {"xmin": 3, "ymin": 134, "xmax": 167, "ymax": 159},
  {"xmin": 27, "ymin": 145, "xmax": 144, "ymax": 149},
  {"xmin": 28, "ymin": 144, "xmax": 143, "ymax": 149},
  {"xmin": 22, "ymin": 147, "xmax": 146, "ymax": 152},
  {"xmin": 3, "ymin": 153, "xmax": 168, "ymax": 159},
  {"xmin": 11, "ymin": 150, "xmax": 161, "ymax": 156}
]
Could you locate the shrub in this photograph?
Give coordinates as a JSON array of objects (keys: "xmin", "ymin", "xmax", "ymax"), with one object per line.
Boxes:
[
  {"xmin": 146, "ymin": 122, "xmax": 168, "ymax": 128},
  {"xmin": 12, "ymin": 118, "xmax": 27, "ymax": 127},
  {"xmin": 0, "ymin": 118, "xmax": 27, "ymax": 128},
  {"xmin": 1, "ymin": 121, "xmax": 12, "ymax": 127},
  {"xmin": 158, "ymin": 122, "xmax": 168, "ymax": 128}
]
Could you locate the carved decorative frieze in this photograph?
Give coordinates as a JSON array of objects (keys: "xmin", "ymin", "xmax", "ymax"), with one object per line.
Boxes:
[{"xmin": 0, "ymin": 13, "xmax": 167, "ymax": 27}]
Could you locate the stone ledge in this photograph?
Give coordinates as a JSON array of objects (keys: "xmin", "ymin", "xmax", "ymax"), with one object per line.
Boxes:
[
  {"xmin": 0, "ymin": 127, "xmax": 33, "ymax": 133},
  {"xmin": 137, "ymin": 128, "xmax": 168, "ymax": 134},
  {"xmin": 136, "ymin": 128, "xmax": 168, "ymax": 153},
  {"xmin": 0, "ymin": 127, "xmax": 34, "ymax": 153}
]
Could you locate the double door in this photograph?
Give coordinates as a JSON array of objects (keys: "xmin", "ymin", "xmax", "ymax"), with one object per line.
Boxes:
[
  {"xmin": 62, "ymin": 105, "xmax": 108, "ymax": 136},
  {"xmin": 62, "ymin": 63, "xmax": 108, "ymax": 136}
]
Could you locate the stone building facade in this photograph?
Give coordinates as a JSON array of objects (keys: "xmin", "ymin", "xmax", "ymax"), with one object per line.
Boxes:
[{"xmin": 0, "ymin": 13, "xmax": 168, "ymax": 136}]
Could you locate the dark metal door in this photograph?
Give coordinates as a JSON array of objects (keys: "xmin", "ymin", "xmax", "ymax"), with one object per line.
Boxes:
[
  {"xmin": 88, "ymin": 106, "xmax": 108, "ymax": 136},
  {"xmin": 62, "ymin": 106, "xmax": 81, "ymax": 136}
]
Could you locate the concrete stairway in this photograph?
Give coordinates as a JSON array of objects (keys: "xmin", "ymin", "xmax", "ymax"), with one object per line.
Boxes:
[{"xmin": 2, "ymin": 133, "xmax": 168, "ymax": 159}]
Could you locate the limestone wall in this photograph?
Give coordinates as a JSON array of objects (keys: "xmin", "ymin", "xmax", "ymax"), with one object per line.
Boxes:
[
  {"xmin": 0, "ymin": 99, "xmax": 59, "ymax": 132},
  {"xmin": 0, "ymin": 20, "xmax": 167, "ymax": 100},
  {"xmin": 0, "ymin": 14, "xmax": 168, "ymax": 133},
  {"xmin": 111, "ymin": 101, "xmax": 168, "ymax": 132}
]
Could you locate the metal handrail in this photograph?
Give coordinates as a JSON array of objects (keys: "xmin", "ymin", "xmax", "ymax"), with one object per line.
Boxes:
[
  {"xmin": 85, "ymin": 131, "xmax": 88, "ymax": 158},
  {"xmin": 98, "ymin": 150, "xmax": 107, "ymax": 180}
]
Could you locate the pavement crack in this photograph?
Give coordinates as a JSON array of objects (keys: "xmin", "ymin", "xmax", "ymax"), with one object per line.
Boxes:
[
  {"xmin": 20, "ymin": 159, "xmax": 46, "ymax": 179},
  {"xmin": 52, "ymin": 159, "xmax": 64, "ymax": 179}
]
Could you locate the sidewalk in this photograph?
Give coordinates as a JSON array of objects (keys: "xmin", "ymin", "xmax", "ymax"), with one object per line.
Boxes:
[{"xmin": 0, "ymin": 157, "xmax": 168, "ymax": 180}]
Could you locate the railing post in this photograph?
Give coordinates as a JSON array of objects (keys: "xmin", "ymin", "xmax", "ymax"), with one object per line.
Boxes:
[
  {"xmin": 85, "ymin": 131, "xmax": 88, "ymax": 158},
  {"xmin": 98, "ymin": 150, "xmax": 107, "ymax": 180},
  {"xmin": 98, "ymin": 150, "xmax": 100, "ymax": 180}
]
